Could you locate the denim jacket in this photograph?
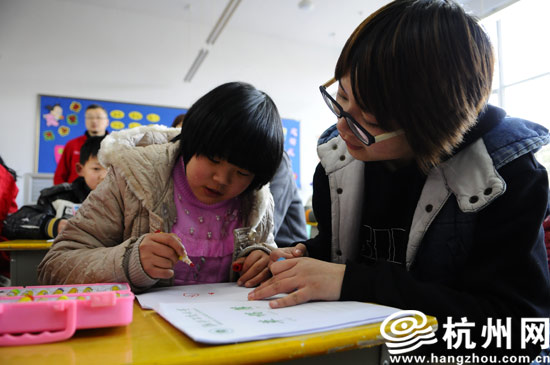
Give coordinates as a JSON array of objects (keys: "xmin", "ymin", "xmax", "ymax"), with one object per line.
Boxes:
[{"xmin": 317, "ymin": 112, "xmax": 549, "ymax": 272}]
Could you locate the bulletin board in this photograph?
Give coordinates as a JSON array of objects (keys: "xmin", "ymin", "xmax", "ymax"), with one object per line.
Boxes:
[
  {"xmin": 36, "ymin": 95, "xmax": 301, "ymax": 187},
  {"xmin": 281, "ymin": 118, "xmax": 301, "ymax": 187}
]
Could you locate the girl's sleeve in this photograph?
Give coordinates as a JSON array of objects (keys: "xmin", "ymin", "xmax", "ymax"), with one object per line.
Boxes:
[
  {"xmin": 37, "ymin": 167, "xmax": 158, "ymax": 291},
  {"xmin": 234, "ymin": 188, "xmax": 277, "ymax": 258}
]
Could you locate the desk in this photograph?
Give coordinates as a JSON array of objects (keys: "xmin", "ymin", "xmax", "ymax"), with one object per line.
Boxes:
[
  {"xmin": 0, "ymin": 301, "xmax": 437, "ymax": 364},
  {"xmin": 0, "ymin": 240, "xmax": 52, "ymax": 286}
]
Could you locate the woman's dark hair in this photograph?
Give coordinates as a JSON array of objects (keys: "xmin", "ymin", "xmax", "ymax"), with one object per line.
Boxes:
[
  {"xmin": 335, "ymin": 0, "xmax": 494, "ymax": 171},
  {"xmin": 0, "ymin": 156, "xmax": 17, "ymax": 182},
  {"xmin": 178, "ymin": 82, "xmax": 284, "ymax": 192}
]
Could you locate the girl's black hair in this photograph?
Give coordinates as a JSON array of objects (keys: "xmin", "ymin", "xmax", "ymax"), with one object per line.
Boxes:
[
  {"xmin": 0, "ymin": 156, "xmax": 17, "ymax": 182},
  {"xmin": 178, "ymin": 82, "xmax": 284, "ymax": 192}
]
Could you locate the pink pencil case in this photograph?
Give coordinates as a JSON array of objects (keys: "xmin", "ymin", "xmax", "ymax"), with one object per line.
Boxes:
[{"xmin": 0, "ymin": 283, "xmax": 134, "ymax": 346}]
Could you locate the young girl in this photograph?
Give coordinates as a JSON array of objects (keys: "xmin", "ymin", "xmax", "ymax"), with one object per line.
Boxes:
[
  {"xmin": 38, "ymin": 82, "xmax": 284, "ymax": 291},
  {"xmin": 249, "ymin": 0, "xmax": 550, "ymax": 360}
]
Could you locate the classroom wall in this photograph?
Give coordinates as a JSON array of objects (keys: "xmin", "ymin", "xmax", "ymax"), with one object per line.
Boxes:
[
  {"xmin": 0, "ymin": 0, "xmax": 343, "ymax": 207},
  {"xmin": 0, "ymin": 0, "xmax": 515, "ymax": 208}
]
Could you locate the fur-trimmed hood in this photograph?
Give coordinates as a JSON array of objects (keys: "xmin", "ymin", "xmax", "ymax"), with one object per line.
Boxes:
[{"xmin": 99, "ymin": 124, "xmax": 180, "ymax": 168}]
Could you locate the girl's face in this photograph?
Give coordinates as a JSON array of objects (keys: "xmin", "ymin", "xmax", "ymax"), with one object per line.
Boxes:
[
  {"xmin": 336, "ymin": 74, "xmax": 414, "ymax": 164},
  {"xmin": 186, "ymin": 155, "xmax": 255, "ymax": 205}
]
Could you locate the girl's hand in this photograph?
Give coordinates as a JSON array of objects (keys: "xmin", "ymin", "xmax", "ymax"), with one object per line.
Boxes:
[
  {"xmin": 236, "ymin": 250, "xmax": 271, "ymax": 288},
  {"xmin": 269, "ymin": 243, "xmax": 307, "ymax": 264},
  {"xmin": 247, "ymin": 257, "xmax": 346, "ymax": 308},
  {"xmin": 57, "ymin": 219, "xmax": 69, "ymax": 235},
  {"xmin": 139, "ymin": 232, "xmax": 185, "ymax": 279}
]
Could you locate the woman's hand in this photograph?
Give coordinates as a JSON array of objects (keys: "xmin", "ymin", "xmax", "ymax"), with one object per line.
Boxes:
[
  {"xmin": 236, "ymin": 250, "xmax": 271, "ymax": 288},
  {"xmin": 248, "ymin": 257, "xmax": 346, "ymax": 308},
  {"xmin": 139, "ymin": 232, "xmax": 185, "ymax": 279}
]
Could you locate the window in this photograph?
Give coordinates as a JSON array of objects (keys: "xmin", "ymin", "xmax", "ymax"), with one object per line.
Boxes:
[{"xmin": 480, "ymin": 0, "xmax": 550, "ymax": 127}]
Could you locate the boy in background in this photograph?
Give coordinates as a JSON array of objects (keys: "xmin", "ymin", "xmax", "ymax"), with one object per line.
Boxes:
[
  {"xmin": 3, "ymin": 136, "xmax": 106, "ymax": 239},
  {"xmin": 54, "ymin": 104, "xmax": 109, "ymax": 184}
]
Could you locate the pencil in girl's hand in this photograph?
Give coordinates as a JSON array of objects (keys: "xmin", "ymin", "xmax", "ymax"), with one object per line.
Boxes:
[
  {"xmin": 160, "ymin": 203, "xmax": 194, "ymax": 268},
  {"xmin": 179, "ymin": 250, "xmax": 195, "ymax": 268},
  {"xmin": 153, "ymin": 230, "xmax": 194, "ymax": 267}
]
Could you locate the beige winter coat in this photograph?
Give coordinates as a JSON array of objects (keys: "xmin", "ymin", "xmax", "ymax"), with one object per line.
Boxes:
[{"xmin": 37, "ymin": 125, "xmax": 277, "ymax": 292}]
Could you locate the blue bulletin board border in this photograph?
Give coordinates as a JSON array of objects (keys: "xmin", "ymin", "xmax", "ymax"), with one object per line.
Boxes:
[{"xmin": 36, "ymin": 94, "xmax": 301, "ymax": 187}]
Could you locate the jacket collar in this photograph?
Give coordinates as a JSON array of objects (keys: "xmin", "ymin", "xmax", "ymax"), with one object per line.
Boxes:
[{"xmin": 452, "ymin": 104, "xmax": 504, "ymax": 156}]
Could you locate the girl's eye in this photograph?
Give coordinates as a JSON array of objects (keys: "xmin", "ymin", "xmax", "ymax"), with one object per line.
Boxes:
[
  {"xmin": 208, "ymin": 157, "xmax": 220, "ymax": 164},
  {"xmin": 237, "ymin": 170, "xmax": 251, "ymax": 177}
]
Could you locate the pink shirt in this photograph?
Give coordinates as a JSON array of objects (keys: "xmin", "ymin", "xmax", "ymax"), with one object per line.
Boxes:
[{"xmin": 171, "ymin": 157, "xmax": 241, "ymax": 285}]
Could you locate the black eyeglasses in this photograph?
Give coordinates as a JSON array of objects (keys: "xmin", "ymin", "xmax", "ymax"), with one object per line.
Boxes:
[{"xmin": 319, "ymin": 77, "xmax": 403, "ymax": 146}]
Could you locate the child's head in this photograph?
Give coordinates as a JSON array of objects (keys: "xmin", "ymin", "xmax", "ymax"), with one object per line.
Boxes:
[
  {"xmin": 77, "ymin": 136, "xmax": 107, "ymax": 190},
  {"xmin": 334, "ymin": 0, "xmax": 494, "ymax": 171},
  {"xmin": 85, "ymin": 104, "xmax": 109, "ymax": 136},
  {"xmin": 178, "ymin": 82, "xmax": 284, "ymax": 197},
  {"xmin": 172, "ymin": 114, "xmax": 185, "ymax": 128}
]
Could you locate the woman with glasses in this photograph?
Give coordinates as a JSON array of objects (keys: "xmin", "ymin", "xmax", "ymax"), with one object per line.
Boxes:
[{"xmin": 249, "ymin": 0, "xmax": 550, "ymax": 359}]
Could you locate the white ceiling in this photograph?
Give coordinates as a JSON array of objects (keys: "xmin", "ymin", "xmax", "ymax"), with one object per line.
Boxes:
[
  {"xmin": 55, "ymin": 0, "xmax": 516, "ymax": 83},
  {"xmin": 63, "ymin": 0, "xmax": 388, "ymax": 48},
  {"xmin": 59, "ymin": 0, "xmax": 515, "ymax": 45}
]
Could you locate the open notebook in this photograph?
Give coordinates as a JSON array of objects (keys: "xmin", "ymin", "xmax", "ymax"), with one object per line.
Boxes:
[{"xmin": 136, "ymin": 283, "xmax": 404, "ymax": 344}]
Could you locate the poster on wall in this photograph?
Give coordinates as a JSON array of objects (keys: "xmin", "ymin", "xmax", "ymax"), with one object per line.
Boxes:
[
  {"xmin": 281, "ymin": 118, "xmax": 301, "ymax": 188},
  {"xmin": 36, "ymin": 95, "xmax": 301, "ymax": 187}
]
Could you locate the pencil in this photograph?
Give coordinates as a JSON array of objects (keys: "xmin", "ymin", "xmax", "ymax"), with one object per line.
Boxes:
[
  {"xmin": 179, "ymin": 253, "xmax": 195, "ymax": 267},
  {"xmin": 158, "ymin": 203, "xmax": 195, "ymax": 269}
]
